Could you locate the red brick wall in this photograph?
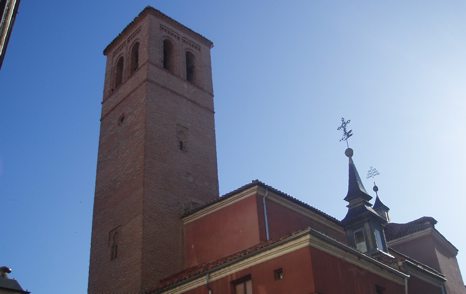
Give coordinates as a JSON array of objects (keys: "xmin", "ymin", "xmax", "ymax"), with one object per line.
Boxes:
[
  {"xmin": 184, "ymin": 193, "xmax": 261, "ymax": 268},
  {"xmin": 391, "ymin": 234, "xmax": 466, "ymax": 294},
  {"xmin": 89, "ymin": 9, "xmax": 219, "ymax": 293},
  {"xmin": 435, "ymin": 241, "xmax": 466, "ymax": 294},
  {"xmin": 311, "ymin": 247, "xmax": 405, "ymax": 294}
]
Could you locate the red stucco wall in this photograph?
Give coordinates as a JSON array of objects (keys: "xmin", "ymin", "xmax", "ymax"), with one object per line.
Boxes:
[
  {"xmin": 263, "ymin": 197, "xmax": 346, "ymax": 243},
  {"xmin": 184, "ymin": 194, "xmax": 261, "ymax": 268}
]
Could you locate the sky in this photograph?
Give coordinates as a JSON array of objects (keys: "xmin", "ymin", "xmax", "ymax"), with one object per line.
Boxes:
[{"xmin": 1, "ymin": 1, "xmax": 466, "ymax": 293}]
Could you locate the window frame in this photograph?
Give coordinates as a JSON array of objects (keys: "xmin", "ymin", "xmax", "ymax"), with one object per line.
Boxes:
[
  {"xmin": 354, "ymin": 229, "xmax": 368, "ymax": 253},
  {"xmin": 232, "ymin": 275, "xmax": 252, "ymax": 294},
  {"xmin": 114, "ymin": 56, "xmax": 124, "ymax": 88},
  {"xmin": 163, "ymin": 38, "xmax": 175, "ymax": 73},
  {"xmin": 130, "ymin": 41, "xmax": 140, "ymax": 75},
  {"xmin": 185, "ymin": 50, "xmax": 196, "ymax": 83}
]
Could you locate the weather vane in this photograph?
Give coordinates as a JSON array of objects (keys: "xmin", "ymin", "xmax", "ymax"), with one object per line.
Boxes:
[
  {"xmin": 337, "ymin": 117, "xmax": 353, "ymax": 148},
  {"xmin": 367, "ymin": 166, "xmax": 380, "ymax": 182},
  {"xmin": 367, "ymin": 166, "xmax": 380, "ymax": 195}
]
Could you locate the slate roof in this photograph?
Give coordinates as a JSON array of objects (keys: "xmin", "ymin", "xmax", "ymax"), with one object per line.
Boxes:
[
  {"xmin": 341, "ymin": 203, "xmax": 385, "ymax": 225},
  {"xmin": 182, "ymin": 179, "xmax": 341, "ymax": 226},
  {"xmin": 344, "ymin": 156, "xmax": 372, "ymax": 203},
  {"xmin": 0, "ymin": 277, "xmax": 29, "ymax": 294},
  {"xmin": 373, "ymin": 195, "xmax": 390, "ymax": 212}
]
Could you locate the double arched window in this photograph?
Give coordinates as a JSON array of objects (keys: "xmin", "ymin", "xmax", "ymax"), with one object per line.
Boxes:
[
  {"xmin": 113, "ymin": 41, "xmax": 140, "ymax": 89},
  {"xmin": 162, "ymin": 39, "xmax": 198, "ymax": 84}
]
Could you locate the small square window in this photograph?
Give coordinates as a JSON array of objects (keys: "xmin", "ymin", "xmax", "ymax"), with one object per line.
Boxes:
[
  {"xmin": 375, "ymin": 285, "xmax": 385, "ymax": 294},
  {"xmin": 274, "ymin": 268, "xmax": 284, "ymax": 280}
]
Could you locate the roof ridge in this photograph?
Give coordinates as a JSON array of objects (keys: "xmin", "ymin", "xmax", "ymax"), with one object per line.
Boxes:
[{"xmin": 182, "ymin": 179, "xmax": 341, "ymax": 225}]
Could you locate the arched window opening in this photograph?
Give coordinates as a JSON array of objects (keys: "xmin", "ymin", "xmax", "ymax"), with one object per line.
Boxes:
[
  {"xmin": 130, "ymin": 42, "xmax": 140, "ymax": 74},
  {"xmin": 110, "ymin": 231, "xmax": 119, "ymax": 260},
  {"xmin": 185, "ymin": 51, "xmax": 195, "ymax": 82},
  {"xmin": 163, "ymin": 39, "xmax": 174, "ymax": 72},
  {"xmin": 115, "ymin": 57, "xmax": 124, "ymax": 88}
]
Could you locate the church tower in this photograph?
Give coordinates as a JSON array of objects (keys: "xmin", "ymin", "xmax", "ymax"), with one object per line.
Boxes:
[{"xmin": 88, "ymin": 7, "xmax": 219, "ymax": 293}]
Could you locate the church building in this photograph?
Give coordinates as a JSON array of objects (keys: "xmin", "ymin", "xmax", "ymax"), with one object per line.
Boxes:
[{"xmin": 88, "ymin": 7, "xmax": 466, "ymax": 294}]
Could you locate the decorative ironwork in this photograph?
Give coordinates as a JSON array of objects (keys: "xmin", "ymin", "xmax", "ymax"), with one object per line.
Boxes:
[
  {"xmin": 367, "ymin": 166, "xmax": 380, "ymax": 180},
  {"xmin": 367, "ymin": 166, "xmax": 380, "ymax": 194},
  {"xmin": 337, "ymin": 117, "xmax": 353, "ymax": 147}
]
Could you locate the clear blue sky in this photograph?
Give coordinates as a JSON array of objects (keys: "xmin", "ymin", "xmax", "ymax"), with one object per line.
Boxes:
[{"xmin": 1, "ymin": 1, "xmax": 465, "ymax": 293}]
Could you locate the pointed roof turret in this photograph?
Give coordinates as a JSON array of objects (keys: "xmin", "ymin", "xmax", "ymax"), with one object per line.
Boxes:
[
  {"xmin": 341, "ymin": 148, "xmax": 385, "ymax": 225},
  {"xmin": 373, "ymin": 195, "xmax": 389, "ymax": 212},
  {"xmin": 372, "ymin": 184, "xmax": 390, "ymax": 222},
  {"xmin": 343, "ymin": 148, "xmax": 372, "ymax": 204}
]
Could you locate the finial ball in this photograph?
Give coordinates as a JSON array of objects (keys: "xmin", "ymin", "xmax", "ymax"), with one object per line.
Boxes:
[
  {"xmin": 345, "ymin": 148, "xmax": 353, "ymax": 158},
  {"xmin": 373, "ymin": 185, "xmax": 379, "ymax": 192}
]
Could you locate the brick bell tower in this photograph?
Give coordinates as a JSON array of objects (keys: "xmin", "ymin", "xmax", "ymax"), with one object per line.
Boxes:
[{"xmin": 88, "ymin": 7, "xmax": 219, "ymax": 294}]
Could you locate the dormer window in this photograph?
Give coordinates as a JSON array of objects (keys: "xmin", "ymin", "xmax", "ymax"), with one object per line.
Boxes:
[
  {"xmin": 374, "ymin": 228, "xmax": 384, "ymax": 250},
  {"xmin": 354, "ymin": 229, "xmax": 367, "ymax": 253}
]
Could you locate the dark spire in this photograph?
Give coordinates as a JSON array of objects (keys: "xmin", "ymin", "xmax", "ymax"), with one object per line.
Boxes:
[
  {"xmin": 373, "ymin": 184, "xmax": 390, "ymax": 222},
  {"xmin": 343, "ymin": 148, "xmax": 372, "ymax": 204},
  {"xmin": 373, "ymin": 195, "xmax": 389, "ymax": 212}
]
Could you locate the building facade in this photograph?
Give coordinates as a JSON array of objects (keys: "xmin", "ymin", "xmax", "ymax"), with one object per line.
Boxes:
[{"xmin": 88, "ymin": 7, "xmax": 466, "ymax": 294}]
